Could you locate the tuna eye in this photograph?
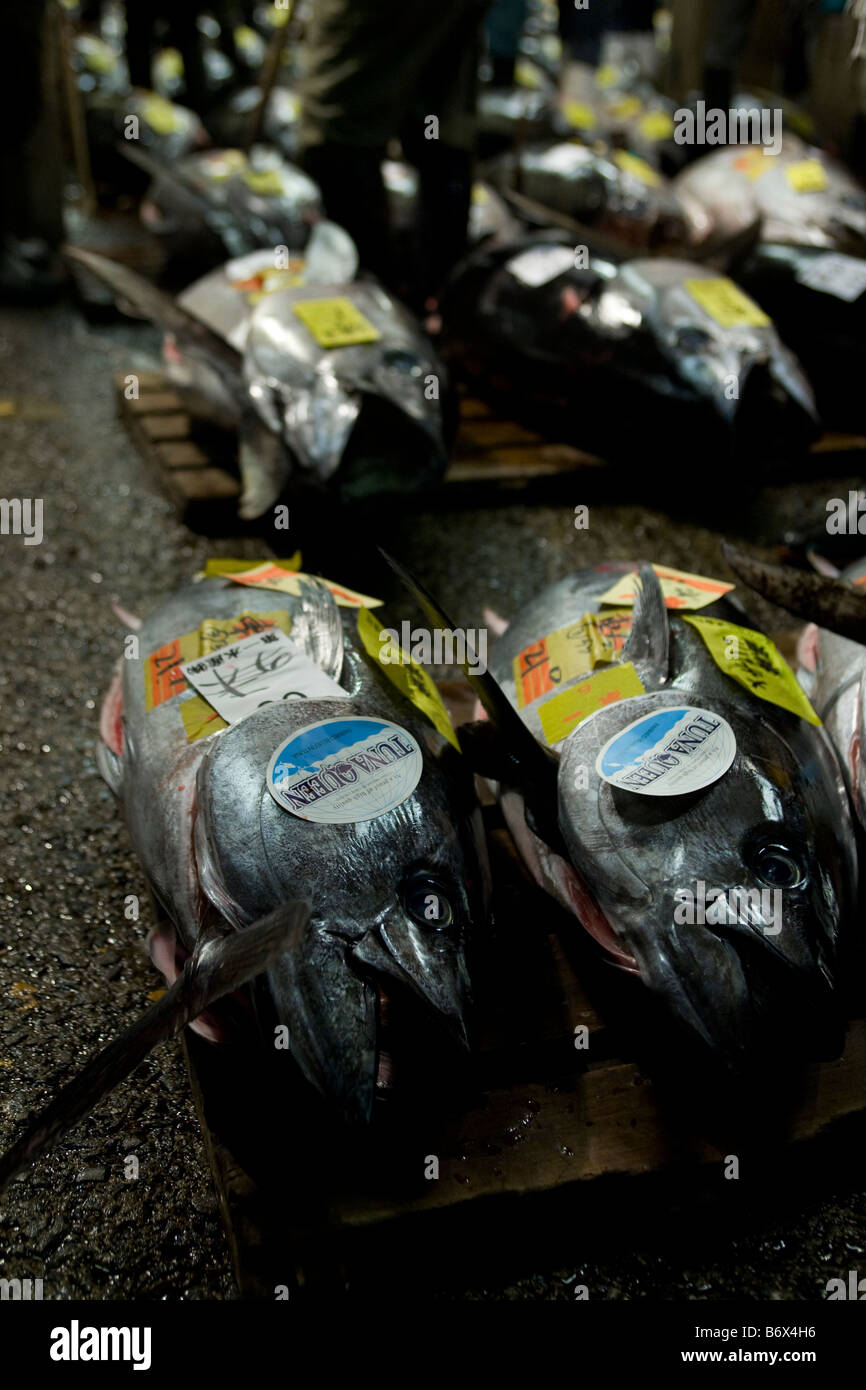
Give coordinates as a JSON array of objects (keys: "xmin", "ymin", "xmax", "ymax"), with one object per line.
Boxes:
[
  {"xmin": 675, "ymin": 326, "xmax": 712, "ymax": 352},
  {"xmin": 752, "ymin": 845, "xmax": 803, "ymax": 888},
  {"xmin": 402, "ymin": 881, "xmax": 453, "ymax": 929}
]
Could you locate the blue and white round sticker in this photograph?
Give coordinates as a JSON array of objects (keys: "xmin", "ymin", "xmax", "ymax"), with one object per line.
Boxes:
[
  {"xmin": 595, "ymin": 706, "xmax": 736, "ymax": 796},
  {"xmin": 267, "ymin": 716, "xmax": 423, "ymax": 823}
]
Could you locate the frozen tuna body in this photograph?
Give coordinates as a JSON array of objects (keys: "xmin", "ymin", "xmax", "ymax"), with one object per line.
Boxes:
[
  {"xmin": 99, "ymin": 573, "xmax": 490, "ymax": 1122},
  {"xmin": 731, "ymin": 242, "xmax": 866, "ymax": 431},
  {"xmin": 490, "ymin": 563, "xmax": 857, "ymax": 1064},
  {"xmin": 240, "ymin": 279, "xmax": 450, "ymax": 506},
  {"xmin": 140, "ymin": 147, "xmax": 329, "ymax": 266},
  {"xmin": 674, "ymin": 136, "xmax": 866, "ymax": 256},
  {"xmin": 442, "ymin": 234, "xmax": 818, "ymax": 476},
  {"xmin": 486, "ymin": 141, "xmax": 708, "ymax": 251}
]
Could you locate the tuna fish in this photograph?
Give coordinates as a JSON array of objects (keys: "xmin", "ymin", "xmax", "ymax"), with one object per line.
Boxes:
[
  {"xmin": 0, "ymin": 570, "xmax": 489, "ymax": 1186},
  {"xmin": 441, "ymin": 232, "xmax": 818, "ymax": 479},
  {"xmin": 127, "ymin": 145, "xmax": 338, "ymax": 271},
  {"xmin": 731, "ymin": 242, "xmax": 866, "ymax": 431},
  {"xmin": 65, "ymin": 248, "xmax": 449, "ymax": 519},
  {"xmin": 387, "ymin": 553, "xmax": 857, "ymax": 1067},
  {"xmin": 485, "ymin": 141, "xmax": 708, "ymax": 251},
  {"xmin": 673, "ymin": 136, "xmax": 866, "ymax": 258},
  {"xmin": 723, "ymin": 544, "xmax": 866, "ymax": 834}
]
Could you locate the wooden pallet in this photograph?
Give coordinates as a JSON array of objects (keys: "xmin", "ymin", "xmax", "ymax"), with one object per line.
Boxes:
[
  {"xmin": 114, "ymin": 370, "xmax": 605, "ymax": 518},
  {"xmin": 177, "ymin": 804, "xmax": 866, "ymax": 1299},
  {"xmin": 116, "ymin": 368, "xmax": 866, "ymax": 517}
]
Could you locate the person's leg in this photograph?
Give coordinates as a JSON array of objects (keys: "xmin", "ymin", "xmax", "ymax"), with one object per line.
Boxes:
[{"xmin": 301, "ymin": 143, "xmax": 391, "ymax": 281}]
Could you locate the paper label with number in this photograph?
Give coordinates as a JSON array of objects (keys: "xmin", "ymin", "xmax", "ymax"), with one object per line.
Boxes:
[
  {"xmin": 795, "ymin": 252, "xmax": 866, "ymax": 303},
  {"xmin": 513, "ymin": 609, "xmax": 633, "ymax": 709},
  {"xmin": 614, "ymin": 150, "xmax": 662, "ymax": 186},
  {"xmin": 292, "ymin": 297, "xmax": 381, "ymax": 349},
  {"xmin": 144, "ymin": 610, "xmax": 292, "ymax": 712},
  {"xmin": 228, "ymin": 563, "xmax": 382, "ymax": 608},
  {"xmin": 681, "ymin": 616, "xmax": 821, "ymax": 724},
  {"xmin": 506, "ymin": 244, "xmax": 576, "ymax": 288},
  {"xmin": 357, "ymin": 607, "xmax": 459, "ymax": 748},
  {"xmin": 685, "ymin": 277, "xmax": 770, "ymax": 329},
  {"xmin": 180, "ymin": 628, "xmax": 348, "ymax": 725},
  {"xmin": 786, "ymin": 159, "xmax": 828, "ymax": 193},
  {"xmin": 597, "ymin": 565, "xmax": 733, "ymax": 612},
  {"xmin": 562, "ymin": 101, "xmax": 597, "ymax": 129},
  {"xmin": 538, "ymin": 662, "xmax": 646, "ymax": 746}
]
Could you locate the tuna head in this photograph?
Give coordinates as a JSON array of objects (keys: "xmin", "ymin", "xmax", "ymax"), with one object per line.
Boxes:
[
  {"xmin": 192, "ymin": 700, "xmax": 488, "ymax": 1122},
  {"xmin": 242, "ymin": 280, "xmax": 449, "ymax": 506},
  {"xmin": 557, "ymin": 687, "xmax": 856, "ymax": 1064},
  {"xmin": 616, "ymin": 259, "xmax": 818, "ymax": 448}
]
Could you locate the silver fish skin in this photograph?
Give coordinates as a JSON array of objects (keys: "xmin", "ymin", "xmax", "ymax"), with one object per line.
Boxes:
[
  {"xmin": 486, "ymin": 142, "xmax": 708, "ymax": 251},
  {"xmin": 241, "ymin": 278, "xmax": 449, "ymax": 507},
  {"xmin": 100, "ymin": 574, "xmax": 490, "ymax": 1122},
  {"xmin": 488, "ymin": 562, "xmax": 856, "ymax": 1062},
  {"xmin": 795, "ymin": 557, "xmax": 866, "ymax": 833},
  {"xmin": 63, "ymin": 250, "xmax": 446, "ymax": 522},
  {"xmin": 674, "ymin": 135, "xmax": 866, "ymax": 256},
  {"xmin": 722, "ymin": 545, "xmax": 866, "ymax": 832}
]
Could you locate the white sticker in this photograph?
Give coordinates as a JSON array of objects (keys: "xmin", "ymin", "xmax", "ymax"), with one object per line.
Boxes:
[
  {"xmin": 795, "ymin": 252, "xmax": 866, "ymax": 303},
  {"xmin": 595, "ymin": 706, "xmax": 736, "ymax": 796},
  {"xmin": 267, "ymin": 716, "xmax": 423, "ymax": 823},
  {"xmin": 180, "ymin": 629, "xmax": 347, "ymax": 725},
  {"xmin": 506, "ymin": 244, "xmax": 576, "ymax": 288}
]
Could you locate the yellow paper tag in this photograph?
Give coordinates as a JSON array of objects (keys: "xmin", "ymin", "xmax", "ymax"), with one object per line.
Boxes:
[
  {"xmin": 471, "ymin": 183, "xmax": 489, "ymax": 205},
  {"xmin": 685, "ymin": 277, "xmax": 771, "ymax": 329},
  {"xmin": 180, "ymin": 695, "xmax": 228, "ymax": 742},
  {"xmin": 538, "ymin": 663, "xmax": 645, "ymax": 746},
  {"xmin": 598, "ymin": 565, "xmax": 734, "ymax": 612},
  {"xmin": 198, "ymin": 609, "xmax": 292, "ymax": 654},
  {"xmin": 242, "ymin": 168, "xmax": 287, "ymax": 197},
  {"xmin": 229, "ymin": 563, "xmax": 382, "ymax": 608},
  {"xmin": 639, "ymin": 110, "xmax": 674, "ymax": 140},
  {"xmin": 145, "ymin": 610, "xmax": 292, "ymax": 713},
  {"xmin": 786, "ymin": 159, "xmax": 828, "ymax": 193},
  {"xmin": 515, "ymin": 58, "xmax": 542, "ymax": 90},
  {"xmin": 513, "ymin": 609, "xmax": 633, "ymax": 709},
  {"xmin": 682, "ymin": 615, "xmax": 821, "ymax": 725},
  {"xmin": 142, "ymin": 96, "xmax": 183, "ymax": 135},
  {"xmin": 203, "ymin": 554, "xmax": 302, "ymax": 578},
  {"xmin": 292, "ymin": 298, "xmax": 381, "ymax": 349},
  {"xmin": 563, "ymin": 101, "xmax": 597, "ymax": 129},
  {"xmin": 595, "ymin": 64, "xmax": 621, "ymax": 89},
  {"xmin": 613, "ymin": 150, "xmax": 661, "ymax": 186},
  {"xmin": 270, "ymin": 2, "xmax": 292, "ymax": 26},
  {"xmin": 608, "ymin": 95, "xmax": 642, "ymax": 121},
  {"xmin": 356, "ymin": 608, "xmax": 459, "ymax": 749}
]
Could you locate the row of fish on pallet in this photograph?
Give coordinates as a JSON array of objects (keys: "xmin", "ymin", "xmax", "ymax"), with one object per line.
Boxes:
[
  {"xmin": 4, "ymin": 544, "xmax": 866, "ymax": 1185},
  {"xmin": 71, "ymin": 55, "xmax": 866, "ymax": 514}
]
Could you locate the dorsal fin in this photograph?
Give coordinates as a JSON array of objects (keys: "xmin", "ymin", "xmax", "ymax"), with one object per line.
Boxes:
[
  {"xmin": 621, "ymin": 562, "xmax": 670, "ymax": 688},
  {"xmin": 380, "ymin": 549, "xmax": 563, "ymax": 850}
]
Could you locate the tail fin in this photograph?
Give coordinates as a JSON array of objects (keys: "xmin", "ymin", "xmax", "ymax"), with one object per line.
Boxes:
[
  {"xmin": 0, "ymin": 901, "xmax": 310, "ymax": 1191},
  {"xmin": 64, "ymin": 246, "xmax": 243, "ymax": 383}
]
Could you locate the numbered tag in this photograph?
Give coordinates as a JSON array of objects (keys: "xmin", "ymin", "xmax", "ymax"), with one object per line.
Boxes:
[
  {"xmin": 242, "ymin": 168, "xmax": 287, "ymax": 197},
  {"xmin": 613, "ymin": 151, "xmax": 661, "ymax": 186},
  {"xmin": 562, "ymin": 101, "xmax": 597, "ymax": 129},
  {"xmin": 685, "ymin": 278, "xmax": 770, "ymax": 329},
  {"xmin": 141, "ymin": 96, "xmax": 182, "ymax": 135},
  {"xmin": 638, "ymin": 110, "xmax": 674, "ymax": 141},
  {"xmin": 682, "ymin": 616, "xmax": 821, "ymax": 724},
  {"xmin": 597, "ymin": 565, "xmax": 734, "ymax": 612},
  {"xmin": 795, "ymin": 253, "xmax": 866, "ymax": 303},
  {"xmin": 180, "ymin": 628, "xmax": 347, "ymax": 726},
  {"xmin": 786, "ymin": 159, "xmax": 828, "ymax": 194},
  {"xmin": 292, "ymin": 297, "xmax": 381, "ymax": 349},
  {"xmin": 357, "ymin": 607, "xmax": 459, "ymax": 748},
  {"xmin": 538, "ymin": 662, "xmax": 645, "ymax": 746}
]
